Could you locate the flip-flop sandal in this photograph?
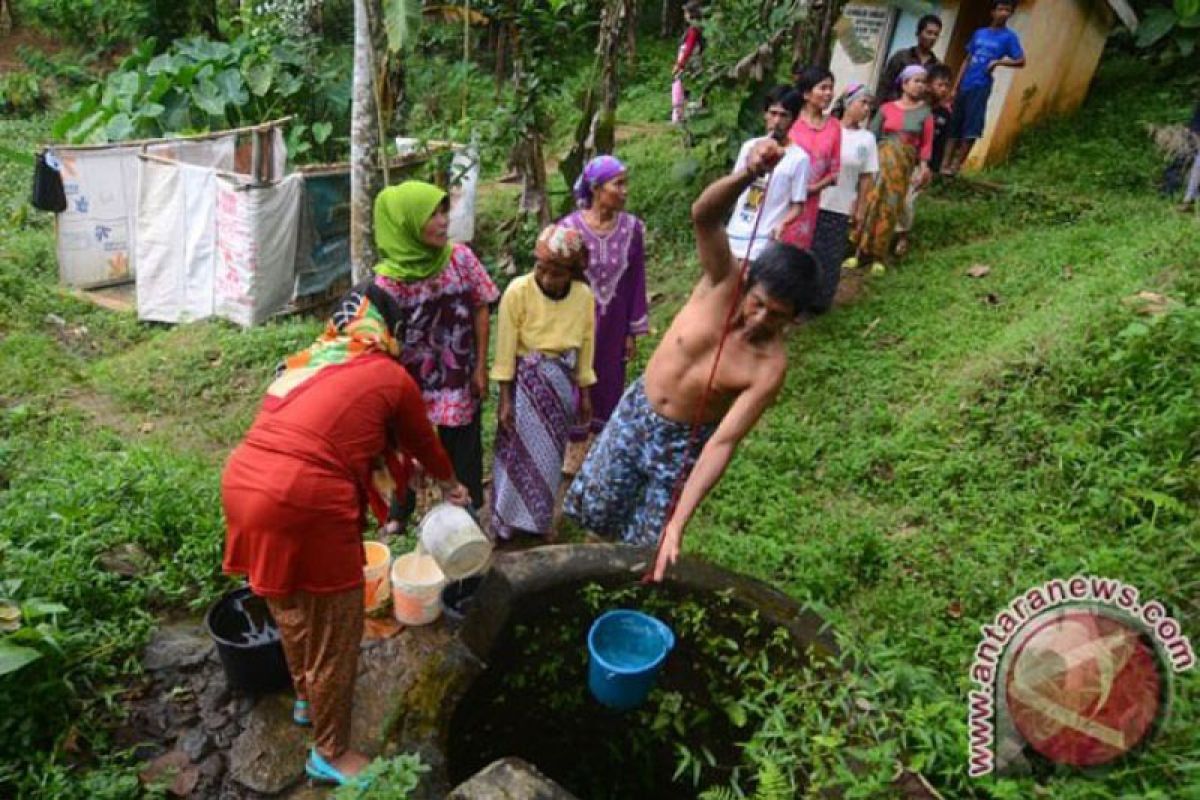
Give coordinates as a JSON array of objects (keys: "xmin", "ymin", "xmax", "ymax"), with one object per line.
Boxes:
[
  {"xmin": 306, "ymin": 749, "xmax": 372, "ymax": 788},
  {"xmin": 293, "ymin": 699, "xmax": 311, "ymax": 727}
]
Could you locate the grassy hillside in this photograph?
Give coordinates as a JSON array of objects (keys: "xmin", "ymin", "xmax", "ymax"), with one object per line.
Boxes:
[{"xmin": 0, "ymin": 42, "xmax": 1196, "ymax": 798}]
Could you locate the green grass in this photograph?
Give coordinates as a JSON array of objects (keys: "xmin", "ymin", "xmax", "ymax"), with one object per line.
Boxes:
[{"xmin": 0, "ymin": 42, "xmax": 1197, "ymax": 799}]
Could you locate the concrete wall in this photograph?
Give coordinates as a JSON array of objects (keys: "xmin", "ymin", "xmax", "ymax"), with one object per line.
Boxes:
[
  {"xmin": 828, "ymin": 1, "xmax": 961, "ymax": 98},
  {"xmin": 969, "ymin": 0, "xmax": 1111, "ymax": 169},
  {"xmin": 826, "ymin": 0, "xmax": 1111, "ymax": 170}
]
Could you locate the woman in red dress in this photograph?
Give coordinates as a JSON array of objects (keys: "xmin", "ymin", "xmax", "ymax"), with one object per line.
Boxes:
[{"xmin": 221, "ymin": 294, "xmax": 468, "ymax": 786}]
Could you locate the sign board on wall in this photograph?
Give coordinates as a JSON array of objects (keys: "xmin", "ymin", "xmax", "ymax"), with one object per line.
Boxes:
[{"xmin": 837, "ymin": 4, "xmax": 891, "ymax": 65}]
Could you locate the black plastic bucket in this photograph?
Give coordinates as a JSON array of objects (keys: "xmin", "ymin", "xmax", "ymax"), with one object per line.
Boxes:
[
  {"xmin": 441, "ymin": 575, "xmax": 484, "ymax": 625},
  {"xmin": 205, "ymin": 586, "xmax": 292, "ymax": 694}
]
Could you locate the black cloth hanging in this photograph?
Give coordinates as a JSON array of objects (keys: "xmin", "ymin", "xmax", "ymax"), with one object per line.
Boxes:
[{"xmin": 30, "ymin": 150, "xmax": 67, "ymax": 213}]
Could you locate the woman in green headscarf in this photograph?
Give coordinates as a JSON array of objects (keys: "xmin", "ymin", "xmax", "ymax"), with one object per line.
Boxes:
[
  {"xmin": 336, "ymin": 181, "xmax": 499, "ymax": 528},
  {"xmin": 373, "ymin": 180, "xmax": 454, "ymax": 281}
]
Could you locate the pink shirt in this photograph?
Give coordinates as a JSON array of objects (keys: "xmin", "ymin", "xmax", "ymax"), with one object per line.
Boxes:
[{"xmin": 783, "ymin": 115, "xmax": 842, "ymax": 248}]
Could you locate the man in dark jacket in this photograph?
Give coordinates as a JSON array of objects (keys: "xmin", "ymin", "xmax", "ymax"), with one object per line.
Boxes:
[{"xmin": 875, "ymin": 14, "xmax": 943, "ymax": 103}]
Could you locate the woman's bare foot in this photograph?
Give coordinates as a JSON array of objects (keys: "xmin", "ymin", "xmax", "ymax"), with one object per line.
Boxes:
[{"xmin": 327, "ymin": 750, "xmax": 371, "ymax": 777}]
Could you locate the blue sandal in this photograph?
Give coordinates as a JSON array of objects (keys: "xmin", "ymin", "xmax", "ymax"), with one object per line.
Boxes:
[
  {"xmin": 305, "ymin": 748, "xmax": 371, "ymax": 788},
  {"xmin": 293, "ymin": 699, "xmax": 311, "ymax": 727}
]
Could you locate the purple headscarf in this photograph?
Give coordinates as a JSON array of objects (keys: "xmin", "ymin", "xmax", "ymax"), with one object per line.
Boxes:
[
  {"xmin": 573, "ymin": 155, "xmax": 627, "ymax": 209},
  {"xmin": 896, "ymin": 64, "xmax": 928, "ymax": 88}
]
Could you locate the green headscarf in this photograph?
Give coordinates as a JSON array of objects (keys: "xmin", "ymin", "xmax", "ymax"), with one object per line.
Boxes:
[{"xmin": 373, "ymin": 181, "xmax": 453, "ymax": 282}]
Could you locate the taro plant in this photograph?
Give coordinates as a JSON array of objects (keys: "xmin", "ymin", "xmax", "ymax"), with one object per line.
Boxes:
[{"xmin": 51, "ymin": 34, "xmax": 351, "ymax": 162}]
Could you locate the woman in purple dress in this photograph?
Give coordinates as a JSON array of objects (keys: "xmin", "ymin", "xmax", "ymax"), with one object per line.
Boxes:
[{"xmin": 559, "ymin": 156, "xmax": 649, "ymax": 453}]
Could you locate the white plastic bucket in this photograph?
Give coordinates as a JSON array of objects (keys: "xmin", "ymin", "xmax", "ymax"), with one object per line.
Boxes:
[
  {"xmin": 418, "ymin": 503, "xmax": 492, "ymax": 581},
  {"xmin": 362, "ymin": 541, "xmax": 392, "ymax": 612},
  {"xmin": 391, "ymin": 552, "xmax": 446, "ymax": 626}
]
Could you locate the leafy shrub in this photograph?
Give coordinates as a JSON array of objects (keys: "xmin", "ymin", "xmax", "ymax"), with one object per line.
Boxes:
[
  {"xmin": 15, "ymin": 0, "xmax": 216, "ymax": 48},
  {"xmin": 52, "ymin": 34, "xmax": 350, "ymax": 162},
  {"xmin": 332, "ymin": 752, "xmax": 429, "ymax": 799},
  {"xmin": 0, "ymin": 73, "xmax": 44, "ymax": 117},
  {"xmin": 15, "ymin": 0, "xmax": 142, "ymax": 47}
]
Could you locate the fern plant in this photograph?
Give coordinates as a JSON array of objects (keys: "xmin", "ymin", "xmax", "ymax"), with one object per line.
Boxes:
[{"xmin": 699, "ymin": 756, "xmax": 793, "ymax": 800}]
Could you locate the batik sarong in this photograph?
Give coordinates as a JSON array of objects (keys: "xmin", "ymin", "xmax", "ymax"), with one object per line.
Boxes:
[
  {"xmin": 564, "ymin": 378, "xmax": 714, "ymax": 547},
  {"xmin": 491, "ymin": 351, "xmax": 578, "ymax": 539},
  {"xmin": 855, "ymin": 138, "xmax": 918, "ymax": 262}
]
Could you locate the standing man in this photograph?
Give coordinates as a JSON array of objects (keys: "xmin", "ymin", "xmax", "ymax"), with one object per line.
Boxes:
[
  {"xmin": 565, "ymin": 141, "xmax": 823, "ymax": 581},
  {"xmin": 875, "ymin": 14, "xmax": 943, "ymax": 103},
  {"xmin": 942, "ymin": 0, "xmax": 1026, "ymax": 176},
  {"xmin": 726, "ymin": 86, "xmax": 810, "ymax": 262}
]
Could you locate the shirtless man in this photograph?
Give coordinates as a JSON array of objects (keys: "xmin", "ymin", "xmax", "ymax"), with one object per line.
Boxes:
[{"xmin": 564, "ymin": 140, "xmax": 821, "ymax": 581}]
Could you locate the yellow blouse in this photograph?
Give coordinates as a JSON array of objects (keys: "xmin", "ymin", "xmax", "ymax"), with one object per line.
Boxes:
[{"xmin": 490, "ymin": 274, "xmax": 597, "ymax": 387}]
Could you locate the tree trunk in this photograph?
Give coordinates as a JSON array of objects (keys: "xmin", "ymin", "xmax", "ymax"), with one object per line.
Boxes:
[
  {"xmin": 625, "ymin": 0, "xmax": 638, "ymax": 68},
  {"xmin": 558, "ymin": 0, "xmax": 628, "ymax": 213},
  {"xmin": 793, "ymin": 0, "xmax": 850, "ymax": 71},
  {"xmin": 350, "ymin": 0, "xmax": 383, "ymax": 284},
  {"xmin": 660, "ymin": 0, "xmax": 680, "ymax": 38},
  {"xmin": 509, "ymin": 32, "xmax": 550, "ymax": 228},
  {"xmin": 599, "ymin": 0, "xmax": 630, "ymax": 118},
  {"xmin": 0, "ymin": 0, "xmax": 14, "ymax": 35}
]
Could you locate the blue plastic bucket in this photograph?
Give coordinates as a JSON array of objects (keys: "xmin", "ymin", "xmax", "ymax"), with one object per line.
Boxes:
[{"xmin": 587, "ymin": 609, "xmax": 675, "ymax": 710}]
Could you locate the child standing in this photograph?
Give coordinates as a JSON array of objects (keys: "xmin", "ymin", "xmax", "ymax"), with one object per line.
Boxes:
[
  {"xmin": 942, "ymin": 0, "xmax": 1026, "ymax": 176},
  {"xmin": 490, "ymin": 225, "xmax": 597, "ymax": 541},
  {"xmin": 671, "ymin": 2, "xmax": 705, "ymax": 124},
  {"xmin": 894, "ymin": 63, "xmax": 953, "ymax": 258}
]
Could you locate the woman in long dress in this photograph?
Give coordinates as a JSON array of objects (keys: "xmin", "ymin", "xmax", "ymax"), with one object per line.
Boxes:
[
  {"xmin": 559, "ymin": 156, "xmax": 649, "ymax": 449},
  {"xmin": 854, "ymin": 65, "xmax": 934, "ymax": 273}
]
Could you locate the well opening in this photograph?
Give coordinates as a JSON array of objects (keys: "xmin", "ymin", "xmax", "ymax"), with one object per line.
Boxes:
[{"xmin": 440, "ymin": 545, "xmax": 841, "ymax": 798}]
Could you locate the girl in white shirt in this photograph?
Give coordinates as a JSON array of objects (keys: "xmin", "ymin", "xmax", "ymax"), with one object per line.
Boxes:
[{"xmin": 817, "ymin": 84, "xmax": 881, "ymax": 298}]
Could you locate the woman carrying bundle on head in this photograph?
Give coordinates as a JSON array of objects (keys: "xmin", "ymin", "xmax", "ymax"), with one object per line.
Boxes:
[
  {"xmin": 852, "ymin": 64, "xmax": 934, "ymax": 274},
  {"xmin": 489, "ymin": 225, "xmax": 597, "ymax": 541}
]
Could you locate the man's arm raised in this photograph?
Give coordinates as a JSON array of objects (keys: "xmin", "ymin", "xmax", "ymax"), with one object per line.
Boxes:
[
  {"xmin": 651, "ymin": 370, "xmax": 784, "ymax": 581},
  {"xmin": 692, "ymin": 139, "xmax": 785, "ymax": 287}
]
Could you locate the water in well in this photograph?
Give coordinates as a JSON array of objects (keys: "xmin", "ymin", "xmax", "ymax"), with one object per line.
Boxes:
[{"xmin": 447, "ymin": 580, "xmax": 836, "ymax": 799}]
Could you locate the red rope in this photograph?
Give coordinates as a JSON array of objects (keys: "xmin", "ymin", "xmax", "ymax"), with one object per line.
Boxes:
[{"xmin": 643, "ymin": 168, "xmax": 776, "ymax": 582}]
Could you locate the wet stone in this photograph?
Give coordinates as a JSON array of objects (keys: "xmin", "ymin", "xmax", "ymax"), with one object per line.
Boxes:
[
  {"xmin": 228, "ymin": 693, "xmax": 307, "ymax": 795},
  {"xmin": 139, "ymin": 749, "xmax": 200, "ymax": 797},
  {"xmin": 201, "ymin": 708, "xmax": 230, "ymax": 732},
  {"xmin": 144, "ymin": 623, "xmax": 214, "ymax": 672},
  {"xmin": 447, "ymin": 758, "xmax": 577, "ymax": 800},
  {"xmin": 179, "ymin": 727, "xmax": 212, "ymax": 763},
  {"xmin": 199, "ymin": 752, "xmax": 225, "ymax": 781},
  {"xmin": 132, "ymin": 742, "xmax": 165, "ymax": 762},
  {"xmin": 200, "ymin": 677, "xmax": 231, "ymax": 712}
]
